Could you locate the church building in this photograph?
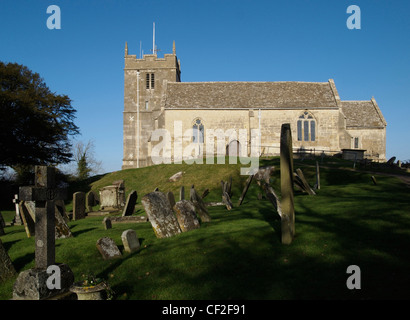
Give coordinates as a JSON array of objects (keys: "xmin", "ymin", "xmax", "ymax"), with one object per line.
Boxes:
[{"xmin": 122, "ymin": 41, "xmax": 387, "ymax": 169}]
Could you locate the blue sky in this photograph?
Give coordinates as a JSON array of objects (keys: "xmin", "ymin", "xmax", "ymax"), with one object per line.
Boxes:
[{"xmin": 1, "ymin": 0, "xmax": 409, "ymax": 173}]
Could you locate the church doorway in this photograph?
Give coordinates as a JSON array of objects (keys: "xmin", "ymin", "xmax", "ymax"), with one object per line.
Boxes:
[{"xmin": 226, "ymin": 140, "xmax": 241, "ymax": 157}]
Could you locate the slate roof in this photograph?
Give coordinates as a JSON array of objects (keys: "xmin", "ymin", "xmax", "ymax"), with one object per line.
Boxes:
[
  {"xmin": 341, "ymin": 100, "xmax": 386, "ymax": 128},
  {"xmin": 164, "ymin": 81, "xmax": 338, "ymax": 109}
]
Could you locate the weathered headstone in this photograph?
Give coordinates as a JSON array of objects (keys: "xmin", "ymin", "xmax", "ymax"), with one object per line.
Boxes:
[
  {"xmin": 55, "ymin": 207, "xmax": 72, "ymax": 239},
  {"xmin": 86, "ymin": 191, "xmax": 97, "ymax": 212},
  {"xmin": 24, "ymin": 201, "xmax": 36, "ymax": 221},
  {"xmin": 12, "ymin": 194, "xmax": 23, "ymax": 225},
  {"xmin": 18, "ymin": 202, "xmax": 35, "ymax": 238},
  {"xmin": 295, "ymin": 168, "xmax": 316, "ymax": 195},
  {"xmin": 169, "ymin": 171, "xmax": 184, "ymax": 182},
  {"xmin": 96, "ymin": 237, "xmax": 122, "ymax": 260},
  {"xmin": 190, "ymin": 186, "xmax": 211, "ymax": 222},
  {"xmin": 201, "ymin": 188, "xmax": 210, "ymax": 199},
  {"xmin": 55, "ymin": 199, "xmax": 69, "ymax": 224},
  {"xmin": 254, "ymin": 166, "xmax": 275, "ymax": 184},
  {"xmin": 14, "ymin": 166, "xmax": 74, "ymax": 300},
  {"xmin": 180, "ymin": 186, "xmax": 185, "ymax": 201},
  {"xmin": 238, "ymin": 174, "xmax": 254, "ymax": 206},
  {"xmin": 280, "ymin": 123, "xmax": 295, "ymax": 245},
  {"xmin": 141, "ymin": 191, "xmax": 181, "ymax": 238},
  {"xmin": 122, "ymin": 190, "xmax": 138, "ymax": 217},
  {"xmin": 386, "ymin": 156, "xmax": 396, "ymax": 165},
  {"xmin": 166, "ymin": 191, "xmax": 176, "ymax": 209},
  {"xmin": 222, "ymin": 192, "xmax": 233, "ymax": 210},
  {"xmin": 262, "ymin": 183, "xmax": 282, "ymax": 218},
  {"xmin": 109, "ymin": 216, "xmax": 148, "ymax": 224},
  {"xmin": 121, "ymin": 229, "xmax": 140, "ymax": 253},
  {"xmin": 174, "ymin": 200, "xmax": 200, "ymax": 232},
  {"xmin": 315, "ymin": 161, "xmax": 321, "ymax": 190},
  {"xmin": 0, "ymin": 238, "xmax": 17, "ymax": 283},
  {"xmin": 102, "ymin": 217, "xmax": 112, "ymax": 230},
  {"xmin": 73, "ymin": 192, "xmax": 86, "ymax": 220}
]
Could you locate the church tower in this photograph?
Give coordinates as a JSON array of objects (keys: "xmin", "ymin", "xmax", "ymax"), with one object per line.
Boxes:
[{"xmin": 122, "ymin": 41, "xmax": 181, "ymax": 169}]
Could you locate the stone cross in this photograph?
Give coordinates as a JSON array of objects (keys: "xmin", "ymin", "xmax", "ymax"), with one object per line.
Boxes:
[
  {"xmin": 12, "ymin": 194, "xmax": 22, "ymax": 225},
  {"xmin": 19, "ymin": 166, "xmax": 66, "ymax": 269},
  {"xmin": 280, "ymin": 124, "xmax": 295, "ymax": 245}
]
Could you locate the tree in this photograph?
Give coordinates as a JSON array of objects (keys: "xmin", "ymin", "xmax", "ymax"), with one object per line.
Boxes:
[
  {"xmin": 73, "ymin": 140, "xmax": 102, "ymax": 180},
  {"xmin": 0, "ymin": 62, "xmax": 80, "ymax": 169}
]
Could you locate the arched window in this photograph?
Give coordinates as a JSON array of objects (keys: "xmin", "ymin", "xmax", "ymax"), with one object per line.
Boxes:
[
  {"xmin": 297, "ymin": 112, "xmax": 316, "ymax": 142},
  {"xmin": 192, "ymin": 118, "xmax": 204, "ymax": 143}
]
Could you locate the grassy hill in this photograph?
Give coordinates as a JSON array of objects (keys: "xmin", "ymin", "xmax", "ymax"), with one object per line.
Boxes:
[{"xmin": 1, "ymin": 157, "xmax": 410, "ymax": 300}]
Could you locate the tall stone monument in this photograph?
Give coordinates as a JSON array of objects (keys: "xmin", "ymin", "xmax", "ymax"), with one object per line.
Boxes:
[
  {"xmin": 280, "ymin": 124, "xmax": 295, "ymax": 245},
  {"xmin": 13, "ymin": 166, "xmax": 74, "ymax": 300}
]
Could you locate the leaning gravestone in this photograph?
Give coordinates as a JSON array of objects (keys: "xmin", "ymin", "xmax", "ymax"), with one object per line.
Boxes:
[
  {"xmin": 121, "ymin": 229, "xmax": 140, "ymax": 253},
  {"xmin": 166, "ymin": 191, "xmax": 176, "ymax": 209},
  {"xmin": 13, "ymin": 166, "xmax": 74, "ymax": 300},
  {"xmin": 122, "ymin": 190, "xmax": 138, "ymax": 217},
  {"xmin": 0, "ymin": 238, "xmax": 17, "ymax": 283},
  {"xmin": 73, "ymin": 192, "xmax": 86, "ymax": 220},
  {"xmin": 190, "ymin": 186, "xmax": 211, "ymax": 222},
  {"xmin": 174, "ymin": 200, "xmax": 200, "ymax": 232},
  {"xmin": 19, "ymin": 202, "xmax": 35, "ymax": 238},
  {"xmin": 96, "ymin": 237, "xmax": 122, "ymax": 260},
  {"xmin": 280, "ymin": 123, "xmax": 295, "ymax": 245},
  {"xmin": 141, "ymin": 191, "xmax": 181, "ymax": 239}
]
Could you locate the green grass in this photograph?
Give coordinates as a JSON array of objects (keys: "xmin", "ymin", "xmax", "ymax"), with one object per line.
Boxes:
[{"xmin": 1, "ymin": 157, "xmax": 410, "ymax": 300}]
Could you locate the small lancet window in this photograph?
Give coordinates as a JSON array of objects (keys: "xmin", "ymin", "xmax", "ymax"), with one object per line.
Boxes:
[{"xmin": 193, "ymin": 118, "xmax": 204, "ymax": 143}]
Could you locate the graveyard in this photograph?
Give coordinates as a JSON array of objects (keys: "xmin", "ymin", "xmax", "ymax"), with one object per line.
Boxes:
[{"xmin": 1, "ymin": 155, "xmax": 410, "ymax": 300}]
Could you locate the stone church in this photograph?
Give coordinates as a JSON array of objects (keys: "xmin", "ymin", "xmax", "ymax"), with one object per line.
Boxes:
[{"xmin": 122, "ymin": 41, "xmax": 387, "ymax": 169}]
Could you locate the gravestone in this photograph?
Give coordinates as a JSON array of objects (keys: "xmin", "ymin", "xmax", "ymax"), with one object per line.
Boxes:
[
  {"xmin": 222, "ymin": 192, "xmax": 233, "ymax": 210},
  {"xmin": 180, "ymin": 186, "xmax": 185, "ymax": 201},
  {"xmin": 174, "ymin": 200, "xmax": 200, "ymax": 232},
  {"xmin": 0, "ymin": 238, "xmax": 17, "ymax": 283},
  {"xmin": 18, "ymin": 202, "xmax": 35, "ymax": 237},
  {"xmin": 54, "ymin": 207, "xmax": 72, "ymax": 239},
  {"xmin": 55, "ymin": 199, "xmax": 69, "ymax": 224},
  {"xmin": 371, "ymin": 176, "xmax": 377, "ymax": 185},
  {"xmin": 315, "ymin": 161, "xmax": 321, "ymax": 190},
  {"xmin": 141, "ymin": 191, "xmax": 181, "ymax": 239},
  {"xmin": 24, "ymin": 201, "xmax": 36, "ymax": 221},
  {"xmin": 386, "ymin": 156, "xmax": 396, "ymax": 165},
  {"xmin": 201, "ymin": 189, "xmax": 210, "ymax": 199},
  {"xmin": 122, "ymin": 190, "xmax": 138, "ymax": 217},
  {"xmin": 96, "ymin": 237, "xmax": 122, "ymax": 260},
  {"xmin": 190, "ymin": 186, "xmax": 211, "ymax": 222},
  {"xmin": 86, "ymin": 191, "xmax": 97, "ymax": 212},
  {"xmin": 99, "ymin": 182, "xmax": 124, "ymax": 210},
  {"xmin": 73, "ymin": 192, "xmax": 86, "ymax": 220},
  {"xmin": 254, "ymin": 166, "xmax": 275, "ymax": 184},
  {"xmin": 13, "ymin": 166, "xmax": 74, "ymax": 300},
  {"xmin": 169, "ymin": 171, "xmax": 183, "ymax": 182},
  {"xmin": 166, "ymin": 191, "xmax": 176, "ymax": 209},
  {"xmin": 121, "ymin": 229, "xmax": 140, "ymax": 253},
  {"xmin": 12, "ymin": 194, "xmax": 23, "ymax": 225},
  {"xmin": 280, "ymin": 123, "xmax": 295, "ymax": 245},
  {"xmin": 102, "ymin": 217, "xmax": 112, "ymax": 230},
  {"xmin": 262, "ymin": 183, "xmax": 282, "ymax": 218},
  {"xmin": 109, "ymin": 216, "xmax": 148, "ymax": 224},
  {"xmin": 238, "ymin": 174, "xmax": 254, "ymax": 206},
  {"xmin": 295, "ymin": 168, "xmax": 316, "ymax": 195}
]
